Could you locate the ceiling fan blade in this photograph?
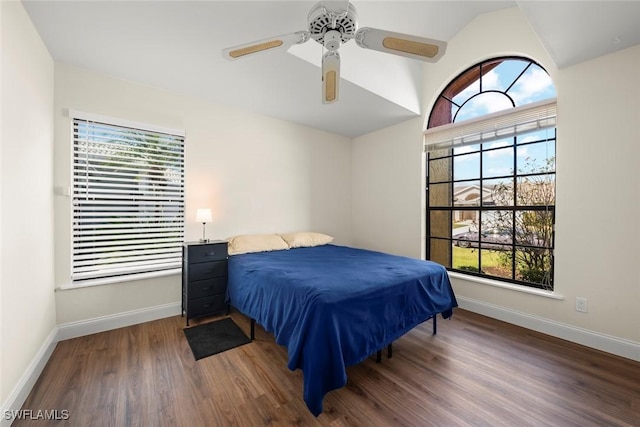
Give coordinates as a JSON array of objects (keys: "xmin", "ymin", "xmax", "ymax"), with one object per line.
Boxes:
[
  {"xmin": 322, "ymin": 50, "xmax": 340, "ymax": 104},
  {"xmin": 354, "ymin": 27, "xmax": 447, "ymax": 63},
  {"xmin": 222, "ymin": 31, "xmax": 310, "ymax": 60}
]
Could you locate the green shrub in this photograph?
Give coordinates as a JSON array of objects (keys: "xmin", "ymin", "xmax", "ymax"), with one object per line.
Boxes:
[{"xmin": 520, "ymin": 267, "xmax": 547, "ymax": 284}]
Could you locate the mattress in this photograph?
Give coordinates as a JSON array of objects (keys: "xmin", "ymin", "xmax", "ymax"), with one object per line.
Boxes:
[{"xmin": 227, "ymin": 244, "xmax": 457, "ymax": 415}]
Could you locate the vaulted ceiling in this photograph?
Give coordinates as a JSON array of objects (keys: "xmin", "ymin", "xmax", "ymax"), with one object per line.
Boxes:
[{"xmin": 23, "ymin": 1, "xmax": 640, "ymax": 137}]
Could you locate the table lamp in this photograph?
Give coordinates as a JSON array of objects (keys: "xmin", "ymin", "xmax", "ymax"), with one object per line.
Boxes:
[{"xmin": 196, "ymin": 208, "xmax": 212, "ymax": 242}]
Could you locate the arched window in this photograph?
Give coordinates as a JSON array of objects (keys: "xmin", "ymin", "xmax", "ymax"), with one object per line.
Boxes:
[{"xmin": 425, "ymin": 57, "xmax": 556, "ymax": 291}]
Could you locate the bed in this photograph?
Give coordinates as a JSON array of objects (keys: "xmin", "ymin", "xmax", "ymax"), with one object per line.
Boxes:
[{"xmin": 227, "ymin": 243, "xmax": 457, "ymax": 416}]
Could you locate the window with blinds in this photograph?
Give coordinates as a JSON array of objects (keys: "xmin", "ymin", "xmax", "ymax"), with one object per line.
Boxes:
[
  {"xmin": 71, "ymin": 114, "xmax": 185, "ymax": 283},
  {"xmin": 424, "ymin": 57, "xmax": 557, "ymax": 291}
]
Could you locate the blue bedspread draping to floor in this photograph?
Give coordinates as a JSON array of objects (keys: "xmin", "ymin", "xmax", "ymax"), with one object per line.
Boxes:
[{"xmin": 227, "ymin": 244, "xmax": 457, "ymax": 415}]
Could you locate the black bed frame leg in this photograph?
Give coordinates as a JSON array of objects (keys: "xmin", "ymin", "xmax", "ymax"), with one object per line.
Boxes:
[
  {"xmin": 376, "ymin": 343, "xmax": 393, "ymax": 363},
  {"xmin": 250, "ymin": 318, "xmax": 255, "ymax": 341},
  {"xmin": 432, "ymin": 314, "xmax": 438, "ymax": 335}
]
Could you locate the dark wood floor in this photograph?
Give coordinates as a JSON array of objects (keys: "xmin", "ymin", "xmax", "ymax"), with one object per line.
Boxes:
[{"xmin": 17, "ymin": 309, "xmax": 640, "ymax": 426}]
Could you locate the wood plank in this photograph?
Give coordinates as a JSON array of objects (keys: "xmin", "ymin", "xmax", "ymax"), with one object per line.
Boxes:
[{"xmin": 15, "ymin": 309, "xmax": 640, "ymax": 426}]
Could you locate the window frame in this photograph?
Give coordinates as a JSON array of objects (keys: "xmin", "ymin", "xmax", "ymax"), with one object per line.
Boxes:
[
  {"xmin": 70, "ymin": 110, "xmax": 185, "ymax": 286},
  {"xmin": 424, "ymin": 57, "xmax": 556, "ymax": 291}
]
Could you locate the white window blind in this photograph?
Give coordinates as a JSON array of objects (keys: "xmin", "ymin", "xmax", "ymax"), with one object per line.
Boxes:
[
  {"xmin": 71, "ymin": 115, "xmax": 185, "ymax": 283},
  {"xmin": 424, "ymin": 98, "xmax": 557, "ymax": 151}
]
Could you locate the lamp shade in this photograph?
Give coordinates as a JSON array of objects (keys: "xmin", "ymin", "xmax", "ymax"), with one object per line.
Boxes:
[{"xmin": 196, "ymin": 208, "xmax": 212, "ymax": 223}]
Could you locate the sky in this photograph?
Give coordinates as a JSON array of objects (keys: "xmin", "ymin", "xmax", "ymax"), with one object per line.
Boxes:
[{"xmin": 449, "ymin": 59, "xmax": 557, "ymax": 182}]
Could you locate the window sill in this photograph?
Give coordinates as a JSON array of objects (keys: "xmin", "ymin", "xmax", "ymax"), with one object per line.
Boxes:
[
  {"xmin": 447, "ymin": 271, "xmax": 564, "ymax": 300},
  {"xmin": 56, "ymin": 268, "xmax": 181, "ymax": 291}
]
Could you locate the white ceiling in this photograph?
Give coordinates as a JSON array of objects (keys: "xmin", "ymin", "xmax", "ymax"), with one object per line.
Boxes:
[{"xmin": 22, "ymin": 1, "xmax": 640, "ymax": 137}]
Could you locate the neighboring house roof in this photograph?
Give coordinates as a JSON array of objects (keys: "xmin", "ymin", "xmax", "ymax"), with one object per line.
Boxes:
[
  {"xmin": 453, "ymin": 185, "xmax": 493, "ymax": 204},
  {"xmin": 453, "ymin": 181, "xmax": 555, "ymax": 206}
]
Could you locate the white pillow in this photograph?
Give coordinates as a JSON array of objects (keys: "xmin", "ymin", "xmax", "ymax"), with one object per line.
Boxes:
[
  {"xmin": 279, "ymin": 231, "xmax": 334, "ymax": 248},
  {"xmin": 228, "ymin": 233, "xmax": 289, "ymax": 255}
]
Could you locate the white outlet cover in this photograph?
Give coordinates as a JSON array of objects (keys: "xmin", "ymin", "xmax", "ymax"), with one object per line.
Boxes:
[{"xmin": 575, "ymin": 297, "xmax": 588, "ymax": 313}]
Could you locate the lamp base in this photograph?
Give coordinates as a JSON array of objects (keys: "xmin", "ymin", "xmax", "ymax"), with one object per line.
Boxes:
[{"xmin": 200, "ymin": 222, "xmax": 209, "ymax": 243}]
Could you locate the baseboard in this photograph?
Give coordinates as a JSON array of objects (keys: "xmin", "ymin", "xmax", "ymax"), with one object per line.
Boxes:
[
  {"xmin": 56, "ymin": 301, "xmax": 182, "ymax": 342},
  {"xmin": 1, "ymin": 302, "xmax": 182, "ymax": 426},
  {"xmin": 1, "ymin": 328, "xmax": 58, "ymax": 427},
  {"xmin": 457, "ymin": 296, "xmax": 640, "ymax": 362}
]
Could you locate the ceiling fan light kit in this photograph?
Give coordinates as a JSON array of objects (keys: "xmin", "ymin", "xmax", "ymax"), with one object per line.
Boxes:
[{"xmin": 222, "ymin": 1, "xmax": 447, "ymax": 103}]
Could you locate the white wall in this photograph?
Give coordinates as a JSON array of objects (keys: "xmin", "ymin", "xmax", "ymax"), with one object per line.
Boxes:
[
  {"xmin": 0, "ymin": 0, "xmax": 56, "ymax": 407},
  {"xmin": 352, "ymin": 7, "xmax": 640, "ymax": 350},
  {"xmin": 352, "ymin": 117, "xmax": 425, "ymax": 258},
  {"xmin": 53, "ymin": 64, "xmax": 352, "ymax": 324},
  {"xmin": 552, "ymin": 44, "xmax": 640, "ymax": 339}
]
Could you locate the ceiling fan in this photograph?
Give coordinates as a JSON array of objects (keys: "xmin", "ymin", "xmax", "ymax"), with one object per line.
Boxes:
[{"xmin": 221, "ymin": 1, "xmax": 447, "ymax": 104}]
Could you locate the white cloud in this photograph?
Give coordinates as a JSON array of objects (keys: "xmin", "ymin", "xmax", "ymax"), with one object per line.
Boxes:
[
  {"xmin": 486, "ymin": 167, "xmax": 511, "ymax": 176},
  {"xmin": 489, "ymin": 141, "xmax": 511, "ymax": 149},
  {"xmin": 516, "ymin": 146, "xmax": 529, "ymax": 157},
  {"xmin": 519, "ymin": 135, "xmax": 538, "ymax": 144},
  {"xmin": 454, "ymin": 146, "xmax": 477, "ymax": 155},
  {"xmin": 454, "ymin": 153, "xmax": 480, "ymax": 165},
  {"xmin": 456, "ymin": 92, "xmax": 512, "ymax": 121},
  {"xmin": 482, "ymin": 69, "xmax": 502, "ymax": 91},
  {"xmin": 486, "ymin": 140, "xmax": 512, "ymax": 156},
  {"xmin": 510, "ymin": 68, "xmax": 554, "ymax": 103}
]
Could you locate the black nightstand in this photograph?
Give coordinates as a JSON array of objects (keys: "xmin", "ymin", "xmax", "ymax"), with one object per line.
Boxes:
[{"xmin": 182, "ymin": 241, "xmax": 228, "ymax": 326}]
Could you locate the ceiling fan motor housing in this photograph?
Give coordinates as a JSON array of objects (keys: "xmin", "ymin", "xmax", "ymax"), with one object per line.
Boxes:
[
  {"xmin": 308, "ymin": 1, "xmax": 358, "ymax": 46},
  {"xmin": 323, "ymin": 30, "xmax": 342, "ymax": 50}
]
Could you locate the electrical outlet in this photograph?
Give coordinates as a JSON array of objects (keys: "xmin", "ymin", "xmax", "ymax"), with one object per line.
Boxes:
[{"xmin": 575, "ymin": 297, "xmax": 588, "ymax": 313}]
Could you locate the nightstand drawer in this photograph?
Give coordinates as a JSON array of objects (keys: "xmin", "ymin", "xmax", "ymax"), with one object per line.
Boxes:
[
  {"xmin": 182, "ymin": 241, "xmax": 229, "ymax": 326},
  {"xmin": 187, "ymin": 243, "xmax": 228, "ymax": 263},
  {"xmin": 189, "ymin": 295, "xmax": 227, "ymax": 318},
  {"xmin": 188, "ymin": 277, "xmax": 226, "ymax": 300},
  {"xmin": 188, "ymin": 260, "xmax": 227, "ymax": 281}
]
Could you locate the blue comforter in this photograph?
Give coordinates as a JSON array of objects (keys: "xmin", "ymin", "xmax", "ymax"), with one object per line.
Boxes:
[{"xmin": 227, "ymin": 244, "xmax": 457, "ymax": 415}]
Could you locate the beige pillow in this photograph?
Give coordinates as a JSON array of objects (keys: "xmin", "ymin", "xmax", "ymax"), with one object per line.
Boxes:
[
  {"xmin": 228, "ymin": 233, "xmax": 289, "ymax": 255},
  {"xmin": 279, "ymin": 231, "xmax": 334, "ymax": 248}
]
